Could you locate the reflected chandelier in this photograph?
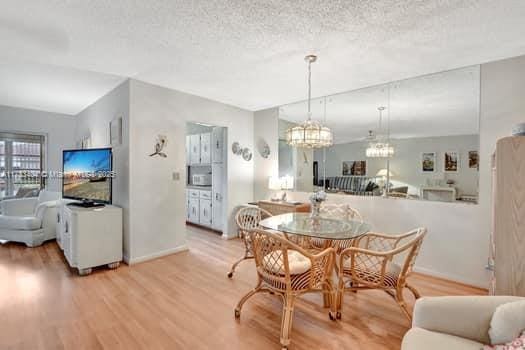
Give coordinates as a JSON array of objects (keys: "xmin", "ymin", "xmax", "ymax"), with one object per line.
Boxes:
[
  {"xmin": 286, "ymin": 55, "xmax": 333, "ymax": 148},
  {"xmin": 366, "ymin": 106, "xmax": 394, "ymax": 158}
]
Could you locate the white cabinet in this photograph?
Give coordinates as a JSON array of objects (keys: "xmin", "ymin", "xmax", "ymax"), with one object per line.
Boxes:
[
  {"xmin": 187, "ymin": 197, "xmax": 200, "ymax": 223},
  {"xmin": 200, "ymin": 133, "xmax": 211, "ymax": 164},
  {"xmin": 189, "ymin": 133, "xmax": 212, "ymax": 165},
  {"xmin": 186, "ymin": 189, "xmax": 212, "ymax": 227},
  {"xmin": 212, "ymin": 127, "xmax": 225, "ymax": 163},
  {"xmin": 60, "ymin": 203, "xmax": 122, "ymax": 275},
  {"xmin": 185, "ymin": 135, "xmax": 191, "ymax": 165},
  {"xmin": 212, "ymin": 163, "xmax": 224, "ymax": 231},
  {"xmin": 189, "ymin": 134, "xmax": 201, "ymax": 165},
  {"xmin": 199, "ymin": 199, "xmax": 212, "ymax": 226}
]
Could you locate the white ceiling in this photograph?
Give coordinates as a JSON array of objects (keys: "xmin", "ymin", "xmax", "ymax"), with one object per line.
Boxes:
[
  {"xmin": 280, "ymin": 66, "xmax": 480, "ymax": 143},
  {"xmin": 0, "ymin": 61, "xmax": 125, "ymax": 115},
  {"xmin": 1, "ymin": 1, "xmax": 525, "ymax": 115}
]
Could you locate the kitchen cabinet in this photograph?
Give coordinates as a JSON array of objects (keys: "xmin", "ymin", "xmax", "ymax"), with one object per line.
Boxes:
[
  {"xmin": 212, "ymin": 127, "xmax": 225, "ymax": 163},
  {"xmin": 200, "ymin": 133, "xmax": 211, "ymax": 164},
  {"xmin": 212, "ymin": 162, "xmax": 224, "ymax": 231},
  {"xmin": 199, "ymin": 198, "xmax": 212, "ymax": 226},
  {"xmin": 189, "ymin": 134, "xmax": 201, "ymax": 165},
  {"xmin": 187, "ymin": 196, "xmax": 200, "ymax": 223}
]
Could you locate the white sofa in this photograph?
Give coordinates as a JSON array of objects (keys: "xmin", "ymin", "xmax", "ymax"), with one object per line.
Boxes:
[
  {"xmin": 402, "ymin": 296, "xmax": 525, "ymax": 349},
  {"xmin": 0, "ymin": 190, "xmax": 61, "ymax": 247}
]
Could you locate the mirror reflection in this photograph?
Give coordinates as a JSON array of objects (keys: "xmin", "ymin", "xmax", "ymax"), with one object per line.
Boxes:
[{"xmin": 278, "ymin": 65, "xmax": 480, "ymax": 204}]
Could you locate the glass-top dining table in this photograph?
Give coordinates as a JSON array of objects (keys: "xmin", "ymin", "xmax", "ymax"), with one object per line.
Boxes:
[
  {"xmin": 259, "ymin": 212, "xmax": 371, "ymax": 242},
  {"xmin": 259, "ymin": 212, "xmax": 371, "ymax": 309}
]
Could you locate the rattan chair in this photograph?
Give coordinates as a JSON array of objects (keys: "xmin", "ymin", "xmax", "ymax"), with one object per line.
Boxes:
[
  {"xmin": 310, "ymin": 203, "xmax": 364, "ymax": 252},
  {"xmin": 227, "ymin": 206, "xmax": 273, "ymax": 278},
  {"xmin": 336, "ymin": 228, "xmax": 427, "ymax": 321},
  {"xmin": 235, "ymin": 229, "xmax": 336, "ymax": 349}
]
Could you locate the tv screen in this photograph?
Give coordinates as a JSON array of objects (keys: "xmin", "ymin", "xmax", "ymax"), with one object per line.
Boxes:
[{"xmin": 62, "ymin": 148, "xmax": 113, "ymax": 204}]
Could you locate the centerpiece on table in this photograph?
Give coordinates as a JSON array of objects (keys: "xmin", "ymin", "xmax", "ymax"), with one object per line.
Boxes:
[{"xmin": 309, "ymin": 191, "xmax": 327, "ymax": 218}]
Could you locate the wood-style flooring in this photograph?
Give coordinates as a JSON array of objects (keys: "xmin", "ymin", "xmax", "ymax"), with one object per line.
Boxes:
[{"xmin": 0, "ymin": 225, "xmax": 486, "ymax": 350}]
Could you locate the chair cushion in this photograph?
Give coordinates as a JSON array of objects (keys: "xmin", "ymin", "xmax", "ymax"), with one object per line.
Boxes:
[
  {"xmin": 0, "ymin": 215, "xmax": 42, "ymax": 230},
  {"xmin": 344, "ymin": 260, "xmax": 402, "ymax": 287},
  {"xmin": 484, "ymin": 331, "xmax": 525, "ymax": 349},
  {"xmin": 402, "ymin": 328, "xmax": 483, "ymax": 350},
  {"xmin": 489, "ymin": 300, "xmax": 525, "ymax": 345},
  {"xmin": 262, "ymin": 250, "xmax": 312, "ymax": 275}
]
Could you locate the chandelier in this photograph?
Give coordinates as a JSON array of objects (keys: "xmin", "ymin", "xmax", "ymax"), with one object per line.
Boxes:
[
  {"xmin": 286, "ymin": 55, "xmax": 333, "ymax": 148},
  {"xmin": 366, "ymin": 106, "xmax": 394, "ymax": 158}
]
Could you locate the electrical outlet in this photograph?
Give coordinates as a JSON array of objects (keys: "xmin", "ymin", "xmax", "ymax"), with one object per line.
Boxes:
[{"xmin": 172, "ymin": 172, "xmax": 180, "ymax": 181}]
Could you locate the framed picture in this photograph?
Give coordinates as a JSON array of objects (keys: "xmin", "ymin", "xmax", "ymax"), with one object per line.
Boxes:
[
  {"xmin": 421, "ymin": 152, "xmax": 436, "ymax": 173},
  {"xmin": 79, "ymin": 134, "xmax": 91, "ymax": 149},
  {"xmin": 468, "ymin": 150, "xmax": 479, "ymax": 170},
  {"xmin": 342, "ymin": 160, "xmax": 367, "ymax": 176},
  {"xmin": 443, "ymin": 151, "xmax": 459, "ymax": 172},
  {"xmin": 110, "ymin": 117, "xmax": 123, "ymax": 146}
]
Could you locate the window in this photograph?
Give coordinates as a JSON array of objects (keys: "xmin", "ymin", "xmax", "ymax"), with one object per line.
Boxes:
[{"xmin": 0, "ymin": 132, "xmax": 45, "ymax": 199}]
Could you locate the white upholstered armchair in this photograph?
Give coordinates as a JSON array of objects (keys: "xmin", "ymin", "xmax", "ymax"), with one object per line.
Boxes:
[
  {"xmin": 0, "ymin": 190, "xmax": 61, "ymax": 247},
  {"xmin": 402, "ymin": 296, "xmax": 525, "ymax": 349}
]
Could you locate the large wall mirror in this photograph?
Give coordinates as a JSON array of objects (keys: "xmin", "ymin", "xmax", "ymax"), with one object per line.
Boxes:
[{"xmin": 278, "ymin": 65, "xmax": 480, "ymax": 204}]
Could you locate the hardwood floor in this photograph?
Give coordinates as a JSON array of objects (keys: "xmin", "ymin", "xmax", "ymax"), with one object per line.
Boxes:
[{"xmin": 0, "ymin": 226, "xmax": 485, "ymax": 350}]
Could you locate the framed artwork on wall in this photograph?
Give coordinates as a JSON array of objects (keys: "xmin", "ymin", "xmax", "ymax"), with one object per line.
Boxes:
[
  {"xmin": 342, "ymin": 160, "xmax": 367, "ymax": 176},
  {"xmin": 421, "ymin": 152, "xmax": 436, "ymax": 173},
  {"xmin": 443, "ymin": 151, "xmax": 459, "ymax": 172},
  {"xmin": 110, "ymin": 117, "xmax": 123, "ymax": 146},
  {"xmin": 78, "ymin": 134, "xmax": 91, "ymax": 149},
  {"xmin": 468, "ymin": 150, "xmax": 479, "ymax": 170}
]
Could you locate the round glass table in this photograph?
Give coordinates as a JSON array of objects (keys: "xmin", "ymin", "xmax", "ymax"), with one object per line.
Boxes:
[{"xmin": 259, "ymin": 212, "xmax": 371, "ymax": 240}]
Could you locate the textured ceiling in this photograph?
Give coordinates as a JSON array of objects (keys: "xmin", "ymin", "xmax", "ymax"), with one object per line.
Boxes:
[
  {"xmin": 280, "ymin": 66, "xmax": 480, "ymax": 143},
  {"xmin": 1, "ymin": 0, "xmax": 525, "ymax": 114}
]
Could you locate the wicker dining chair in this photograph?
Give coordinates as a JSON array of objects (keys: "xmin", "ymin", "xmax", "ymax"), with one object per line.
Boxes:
[
  {"xmin": 227, "ymin": 206, "xmax": 273, "ymax": 278},
  {"xmin": 235, "ymin": 229, "xmax": 337, "ymax": 349},
  {"xmin": 310, "ymin": 203, "xmax": 364, "ymax": 252},
  {"xmin": 336, "ymin": 228, "xmax": 427, "ymax": 321}
]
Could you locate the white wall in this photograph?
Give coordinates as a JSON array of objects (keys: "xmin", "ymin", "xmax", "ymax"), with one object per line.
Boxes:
[
  {"xmin": 254, "ymin": 108, "xmax": 279, "ymax": 200},
  {"xmin": 0, "ymin": 105, "xmax": 76, "ymax": 192},
  {"xmin": 75, "ymin": 80, "xmax": 131, "ymax": 258},
  {"xmin": 128, "ymin": 80, "xmax": 254, "ymax": 263},
  {"xmin": 315, "ymin": 135, "xmax": 480, "ymax": 196},
  {"xmin": 253, "ymin": 54, "xmax": 525, "ymax": 288}
]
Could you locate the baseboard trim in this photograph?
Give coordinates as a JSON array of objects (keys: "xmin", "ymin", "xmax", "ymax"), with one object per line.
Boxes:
[
  {"xmin": 126, "ymin": 245, "xmax": 189, "ymax": 265},
  {"xmin": 221, "ymin": 233, "xmax": 237, "ymax": 240},
  {"xmin": 413, "ymin": 266, "xmax": 488, "ymax": 290}
]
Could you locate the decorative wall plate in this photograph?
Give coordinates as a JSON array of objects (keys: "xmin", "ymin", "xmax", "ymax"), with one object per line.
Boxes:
[
  {"xmin": 257, "ymin": 139, "xmax": 271, "ymax": 159},
  {"xmin": 242, "ymin": 148, "xmax": 252, "ymax": 161},
  {"xmin": 232, "ymin": 142, "xmax": 242, "ymax": 155}
]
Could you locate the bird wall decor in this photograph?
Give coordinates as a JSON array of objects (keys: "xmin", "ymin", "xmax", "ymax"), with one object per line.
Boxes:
[{"xmin": 149, "ymin": 135, "xmax": 168, "ymax": 158}]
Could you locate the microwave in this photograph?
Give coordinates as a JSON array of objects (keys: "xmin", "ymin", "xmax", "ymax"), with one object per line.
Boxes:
[{"xmin": 192, "ymin": 174, "xmax": 212, "ymax": 186}]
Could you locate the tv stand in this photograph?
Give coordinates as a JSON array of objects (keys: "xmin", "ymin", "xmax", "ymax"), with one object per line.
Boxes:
[
  {"xmin": 67, "ymin": 200, "xmax": 106, "ymax": 208},
  {"xmin": 58, "ymin": 203, "xmax": 123, "ymax": 276}
]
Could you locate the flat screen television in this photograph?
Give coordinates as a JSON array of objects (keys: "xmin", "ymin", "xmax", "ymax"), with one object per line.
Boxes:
[{"xmin": 62, "ymin": 148, "xmax": 113, "ymax": 206}]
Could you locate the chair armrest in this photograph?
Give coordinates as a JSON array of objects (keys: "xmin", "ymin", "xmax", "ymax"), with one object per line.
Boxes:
[
  {"xmin": 339, "ymin": 246, "xmax": 393, "ymax": 286},
  {"xmin": 412, "ymin": 296, "xmax": 524, "ymax": 344},
  {"xmin": 35, "ymin": 200, "xmax": 59, "ymax": 220},
  {"xmin": 0, "ymin": 198, "xmax": 38, "ymax": 216},
  {"xmin": 309, "ymin": 247, "xmax": 336, "ymax": 287}
]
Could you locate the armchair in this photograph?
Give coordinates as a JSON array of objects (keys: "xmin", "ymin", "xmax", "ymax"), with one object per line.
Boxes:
[
  {"xmin": 336, "ymin": 228, "xmax": 427, "ymax": 321},
  {"xmin": 402, "ymin": 296, "xmax": 525, "ymax": 349},
  {"xmin": 235, "ymin": 229, "xmax": 336, "ymax": 349},
  {"xmin": 227, "ymin": 206, "xmax": 272, "ymax": 278},
  {"xmin": 0, "ymin": 190, "xmax": 60, "ymax": 247}
]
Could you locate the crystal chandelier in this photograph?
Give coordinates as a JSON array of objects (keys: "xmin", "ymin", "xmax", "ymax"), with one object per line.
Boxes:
[
  {"xmin": 286, "ymin": 55, "xmax": 333, "ymax": 148},
  {"xmin": 366, "ymin": 106, "xmax": 394, "ymax": 158}
]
